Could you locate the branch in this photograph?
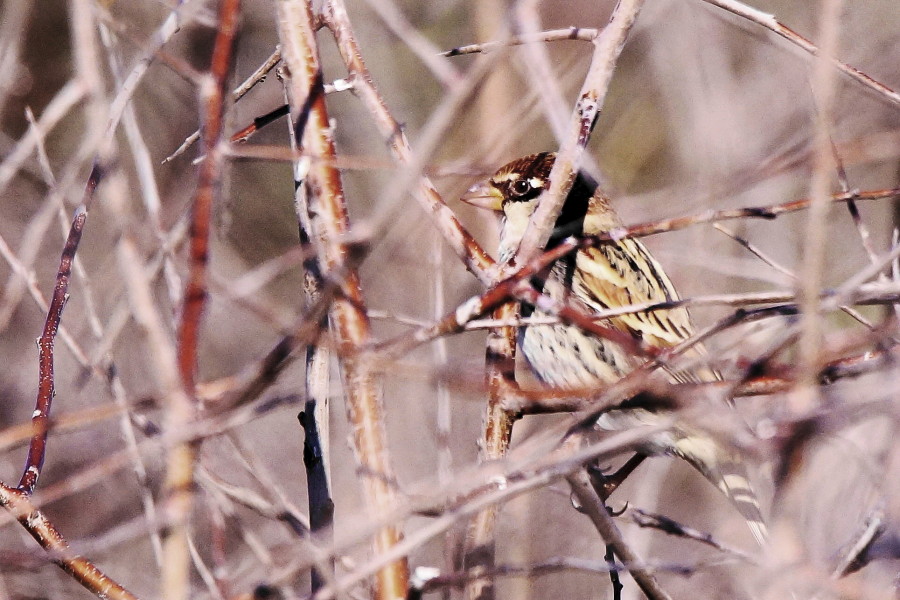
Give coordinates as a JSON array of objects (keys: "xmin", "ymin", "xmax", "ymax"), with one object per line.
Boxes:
[
  {"xmin": 0, "ymin": 483, "xmax": 140, "ymax": 600},
  {"xmin": 325, "ymin": 0, "xmax": 497, "ymax": 286},
  {"xmin": 703, "ymin": 0, "xmax": 900, "ymax": 107},
  {"xmin": 441, "ymin": 26, "xmax": 599, "ymax": 57},
  {"xmin": 277, "ymin": 2, "xmax": 409, "ymax": 597},
  {"xmin": 18, "ymin": 164, "xmax": 100, "ymax": 494},
  {"xmin": 463, "ymin": 303, "xmax": 519, "ymax": 600},
  {"xmin": 516, "ymin": 0, "xmax": 646, "ymax": 262},
  {"xmin": 567, "ymin": 468, "xmax": 673, "ymax": 600},
  {"xmin": 167, "ymin": 1, "xmax": 242, "ymax": 599}
]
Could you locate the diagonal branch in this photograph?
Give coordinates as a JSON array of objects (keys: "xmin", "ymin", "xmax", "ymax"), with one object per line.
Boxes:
[
  {"xmin": 325, "ymin": 0, "xmax": 497, "ymax": 286},
  {"xmin": 0, "ymin": 483, "xmax": 140, "ymax": 600},
  {"xmin": 515, "ymin": 0, "xmax": 646, "ymax": 262},
  {"xmin": 567, "ymin": 468, "xmax": 673, "ymax": 600},
  {"xmin": 703, "ymin": 0, "xmax": 900, "ymax": 107}
]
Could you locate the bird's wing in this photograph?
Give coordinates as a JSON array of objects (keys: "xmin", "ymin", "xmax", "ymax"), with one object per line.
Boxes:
[
  {"xmin": 574, "ymin": 238, "xmax": 764, "ymax": 543},
  {"xmin": 571, "ymin": 239, "xmax": 720, "ymax": 384},
  {"xmin": 572, "ymin": 239, "xmax": 694, "ymax": 346}
]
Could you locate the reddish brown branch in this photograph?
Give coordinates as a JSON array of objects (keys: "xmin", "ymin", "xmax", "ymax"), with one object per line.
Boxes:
[
  {"xmin": 19, "ymin": 161, "xmax": 101, "ymax": 494},
  {"xmin": 177, "ymin": 0, "xmax": 240, "ymax": 392},
  {"xmin": 166, "ymin": 1, "xmax": 241, "ymax": 599}
]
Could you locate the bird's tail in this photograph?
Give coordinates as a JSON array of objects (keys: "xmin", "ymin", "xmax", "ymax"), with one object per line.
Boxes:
[{"xmin": 672, "ymin": 433, "xmax": 768, "ymax": 546}]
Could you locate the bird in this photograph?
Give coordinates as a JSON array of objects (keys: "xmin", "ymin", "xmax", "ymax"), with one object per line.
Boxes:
[{"xmin": 462, "ymin": 152, "xmax": 767, "ymax": 545}]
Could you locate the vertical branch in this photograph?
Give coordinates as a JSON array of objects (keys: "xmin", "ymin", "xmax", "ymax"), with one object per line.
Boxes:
[
  {"xmin": 463, "ymin": 303, "xmax": 519, "ymax": 600},
  {"xmin": 177, "ymin": 0, "xmax": 240, "ymax": 389},
  {"xmin": 275, "ymin": 2, "xmax": 409, "ymax": 598},
  {"xmin": 795, "ymin": 0, "xmax": 845, "ymax": 407},
  {"xmin": 515, "ymin": 0, "xmax": 646, "ymax": 263},
  {"xmin": 280, "ymin": 40, "xmax": 336, "ymax": 591},
  {"xmin": 287, "ymin": 75, "xmax": 336, "ymax": 591},
  {"xmin": 168, "ymin": 1, "xmax": 241, "ymax": 599}
]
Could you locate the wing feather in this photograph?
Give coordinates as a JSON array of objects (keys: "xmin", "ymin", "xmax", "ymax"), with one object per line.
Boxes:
[{"xmin": 571, "ymin": 239, "xmax": 718, "ymax": 383}]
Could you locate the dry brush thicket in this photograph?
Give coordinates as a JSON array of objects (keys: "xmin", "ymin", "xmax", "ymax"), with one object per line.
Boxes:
[{"xmin": 0, "ymin": 1, "xmax": 898, "ymax": 599}]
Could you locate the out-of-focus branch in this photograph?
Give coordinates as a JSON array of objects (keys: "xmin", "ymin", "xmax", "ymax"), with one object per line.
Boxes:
[
  {"xmin": 703, "ymin": 0, "xmax": 900, "ymax": 107},
  {"xmin": 306, "ymin": 426, "xmax": 664, "ymax": 600},
  {"xmin": 167, "ymin": 1, "xmax": 241, "ymax": 599},
  {"xmin": 276, "ymin": 2, "xmax": 409, "ymax": 598},
  {"xmin": 795, "ymin": 0, "xmax": 844, "ymax": 411}
]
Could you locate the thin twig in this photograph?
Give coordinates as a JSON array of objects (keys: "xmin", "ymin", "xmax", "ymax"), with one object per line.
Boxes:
[
  {"xmin": 163, "ymin": 48, "xmax": 283, "ymax": 164},
  {"xmin": 703, "ymin": 0, "xmax": 900, "ymax": 107},
  {"xmin": 567, "ymin": 468, "xmax": 673, "ymax": 600},
  {"xmin": 18, "ymin": 165, "xmax": 99, "ymax": 494},
  {"xmin": 441, "ymin": 26, "xmax": 599, "ymax": 57},
  {"xmin": 631, "ymin": 509, "xmax": 755, "ymax": 562}
]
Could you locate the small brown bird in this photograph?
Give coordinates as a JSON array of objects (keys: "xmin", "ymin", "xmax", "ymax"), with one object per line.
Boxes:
[{"xmin": 463, "ymin": 152, "xmax": 767, "ymax": 544}]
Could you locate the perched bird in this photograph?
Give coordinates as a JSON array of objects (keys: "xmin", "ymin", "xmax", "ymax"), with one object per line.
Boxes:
[{"xmin": 463, "ymin": 152, "xmax": 767, "ymax": 545}]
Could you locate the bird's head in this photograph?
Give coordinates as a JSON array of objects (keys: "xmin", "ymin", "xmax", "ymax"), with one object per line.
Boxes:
[
  {"xmin": 461, "ymin": 152, "xmax": 555, "ymax": 216},
  {"xmin": 462, "ymin": 152, "xmax": 610, "ymax": 259}
]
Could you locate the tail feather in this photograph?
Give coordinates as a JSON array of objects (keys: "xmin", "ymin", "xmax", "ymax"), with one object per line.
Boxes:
[{"xmin": 672, "ymin": 434, "xmax": 768, "ymax": 546}]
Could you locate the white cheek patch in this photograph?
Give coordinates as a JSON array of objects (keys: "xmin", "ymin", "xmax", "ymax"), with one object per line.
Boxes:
[{"xmin": 528, "ymin": 177, "xmax": 544, "ymax": 189}]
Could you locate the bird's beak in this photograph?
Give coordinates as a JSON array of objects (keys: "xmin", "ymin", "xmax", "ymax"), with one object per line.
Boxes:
[{"xmin": 460, "ymin": 182, "xmax": 503, "ymax": 212}]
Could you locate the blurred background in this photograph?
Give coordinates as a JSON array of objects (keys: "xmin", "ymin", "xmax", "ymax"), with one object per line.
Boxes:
[{"xmin": 0, "ymin": 0, "xmax": 898, "ymax": 598}]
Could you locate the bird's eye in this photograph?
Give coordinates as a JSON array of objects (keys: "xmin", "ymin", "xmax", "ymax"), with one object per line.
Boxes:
[{"xmin": 510, "ymin": 179, "xmax": 532, "ymax": 197}]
